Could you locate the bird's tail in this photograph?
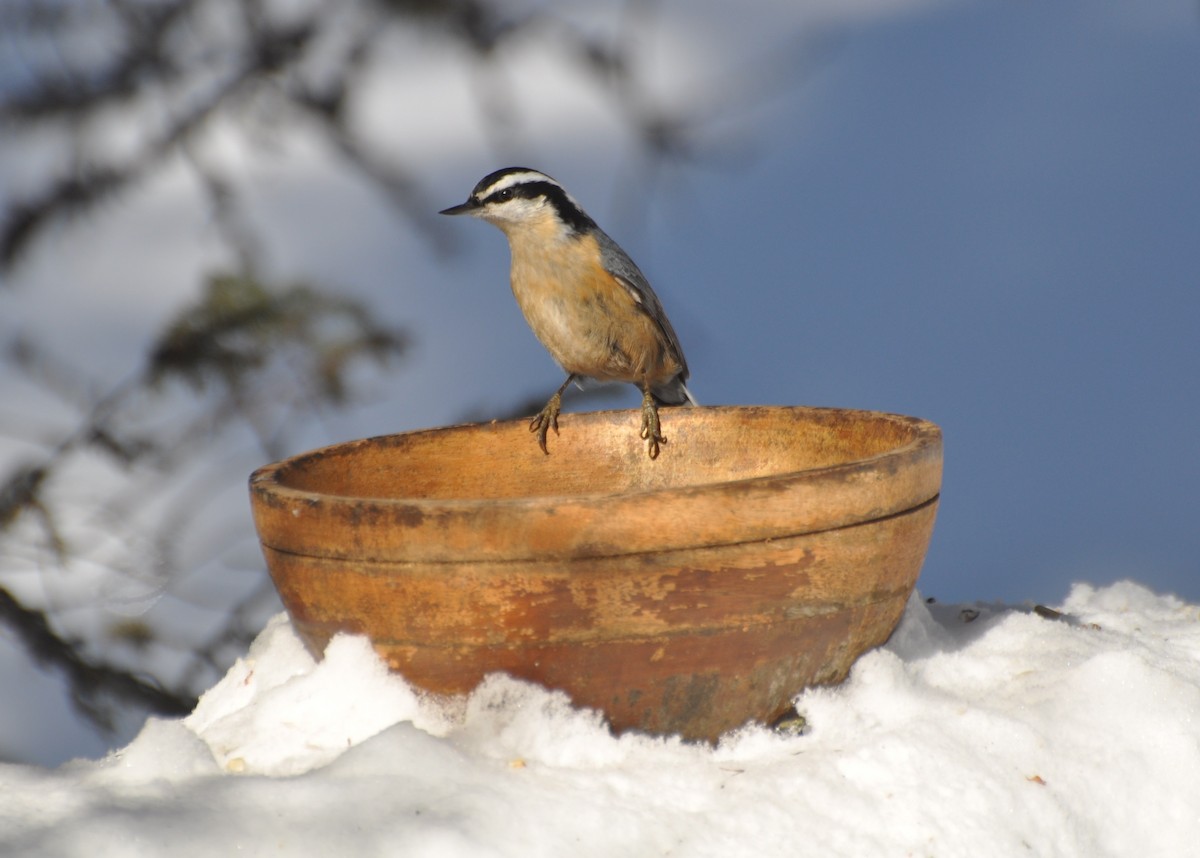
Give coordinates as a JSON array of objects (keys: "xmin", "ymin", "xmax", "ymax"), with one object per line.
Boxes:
[{"xmin": 652, "ymin": 376, "xmax": 698, "ymax": 407}]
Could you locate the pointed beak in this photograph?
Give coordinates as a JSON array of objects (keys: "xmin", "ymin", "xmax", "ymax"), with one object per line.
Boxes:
[{"xmin": 439, "ymin": 198, "xmax": 478, "ymax": 216}]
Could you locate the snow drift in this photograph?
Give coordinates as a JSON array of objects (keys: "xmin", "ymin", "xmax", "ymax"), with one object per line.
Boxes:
[{"xmin": 2, "ymin": 581, "xmax": 1197, "ymax": 857}]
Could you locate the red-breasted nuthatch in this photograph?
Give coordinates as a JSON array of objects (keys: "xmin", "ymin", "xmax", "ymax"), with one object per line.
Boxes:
[{"xmin": 440, "ymin": 167, "xmax": 696, "ymax": 459}]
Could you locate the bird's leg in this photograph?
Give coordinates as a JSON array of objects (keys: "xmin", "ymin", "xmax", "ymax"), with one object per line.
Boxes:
[
  {"xmin": 639, "ymin": 384, "xmax": 666, "ymax": 460},
  {"xmin": 530, "ymin": 373, "xmax": 577, "ymax": 455}
]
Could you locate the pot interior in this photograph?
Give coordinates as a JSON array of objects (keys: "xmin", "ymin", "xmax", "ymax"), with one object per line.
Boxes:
[{"xmin": 270, "ymin": 406, "xmax": 933, "ymax": 502}]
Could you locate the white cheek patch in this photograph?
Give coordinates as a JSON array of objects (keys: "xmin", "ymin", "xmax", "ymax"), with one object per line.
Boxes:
[{"xmin": 485, "ymin": 198, "xmax": 544, "ymax": 223}]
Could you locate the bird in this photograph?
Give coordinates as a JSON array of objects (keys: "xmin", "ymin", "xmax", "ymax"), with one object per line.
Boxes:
[{"xmin": 440, "ymin": 167, "xmax": 696, "ymax": 459}]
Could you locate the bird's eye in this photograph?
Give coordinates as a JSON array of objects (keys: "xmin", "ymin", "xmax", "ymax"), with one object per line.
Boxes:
[{"xmin": 496, "ymin": 188, "xmax": 514, "ymax": 201}]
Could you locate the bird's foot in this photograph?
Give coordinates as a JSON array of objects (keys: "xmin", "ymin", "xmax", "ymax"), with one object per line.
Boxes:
[
  {"xmin": 529, "ymin": 392, "xmax": 563, "ymax": 455},
  {"xmin": 639, "ymin": 390, "xmax": 666, "ymax": 460}
]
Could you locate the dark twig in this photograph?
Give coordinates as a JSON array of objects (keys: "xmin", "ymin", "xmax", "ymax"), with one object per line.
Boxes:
[{"xmin": 0, "ymin": 586, "xmax": 195, "ymax": 730}]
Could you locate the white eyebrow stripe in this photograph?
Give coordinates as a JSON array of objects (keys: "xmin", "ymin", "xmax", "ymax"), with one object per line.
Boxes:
[{"xmin": 479, "ymin": 171, "xmax": 560, "ymax": 197}]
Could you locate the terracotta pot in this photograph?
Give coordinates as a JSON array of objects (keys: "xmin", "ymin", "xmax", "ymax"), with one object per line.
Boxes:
[{"xmin": 249, "ymin": 406, "xmax": 942, "ymax": 742}]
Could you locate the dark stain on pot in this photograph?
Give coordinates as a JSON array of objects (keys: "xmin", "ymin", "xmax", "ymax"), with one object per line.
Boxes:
[
  {"xmin": 660, "ymin": 672, "xmax": 722, "ymax": 725},
  {"xmin": 392, "ymin": 504, "xmax": 426, "ymax": 528}
]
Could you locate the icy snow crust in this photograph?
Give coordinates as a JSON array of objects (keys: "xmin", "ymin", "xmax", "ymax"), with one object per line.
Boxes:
[{"xmin": 2, "ymin": 581, "xmax": 1198, "ymax": 857}]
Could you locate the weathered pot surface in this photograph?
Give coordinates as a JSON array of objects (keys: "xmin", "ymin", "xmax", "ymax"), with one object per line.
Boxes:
[{"xmin": 249, "ymin": 405, "xmax": 942, "ymax": 742}]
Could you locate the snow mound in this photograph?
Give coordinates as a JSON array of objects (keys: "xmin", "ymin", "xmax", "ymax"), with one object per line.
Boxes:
[{"xmin": 2, "ymin": 581, "xmax": 1198, "ymax": 856}]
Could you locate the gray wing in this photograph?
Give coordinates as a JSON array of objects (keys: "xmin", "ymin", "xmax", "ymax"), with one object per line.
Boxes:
[{"xmin": 595, "ymin": 229, "xmax": 691, "ymax": 387}]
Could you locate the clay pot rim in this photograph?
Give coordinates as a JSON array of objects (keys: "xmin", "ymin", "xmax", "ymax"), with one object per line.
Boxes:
[{"xmin": 250, "ymin": 405, "xmax": 940, "ymax": 510}]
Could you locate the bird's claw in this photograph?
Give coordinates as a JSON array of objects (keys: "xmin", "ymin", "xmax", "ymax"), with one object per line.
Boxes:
[
  {"xmin": 639, "ymin": 392, "xmax": 665, "ymax": 460},
  {"xmin": 530, "ymin": 393, "xmax": 563, "ymax": 455}
]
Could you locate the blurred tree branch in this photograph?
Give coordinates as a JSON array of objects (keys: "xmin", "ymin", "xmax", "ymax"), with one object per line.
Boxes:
[
  {"xmin": 0, "ymin": 270, "xmax": 407, "ymax": 729},
  {"xmin": 0, "ymin": 0, "xmax": 711, "ymax": 271},
  {"xmin": 0, "ymin": 586, "xmax": 194, "ymax": 730}
]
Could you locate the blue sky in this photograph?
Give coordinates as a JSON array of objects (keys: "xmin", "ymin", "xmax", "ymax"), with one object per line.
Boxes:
[{"xmin": 698, "ymin": 0, "xmax": 1200, "ymax": 603}]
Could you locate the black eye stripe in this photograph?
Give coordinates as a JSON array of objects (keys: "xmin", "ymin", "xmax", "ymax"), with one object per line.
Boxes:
[
  {"xmin": 480, "ymin": 181, "xmax": 595, "ymax": 234},
  {"xmin": 482, "ymin": 181, "xmax": 553, "ymax": 204}
]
